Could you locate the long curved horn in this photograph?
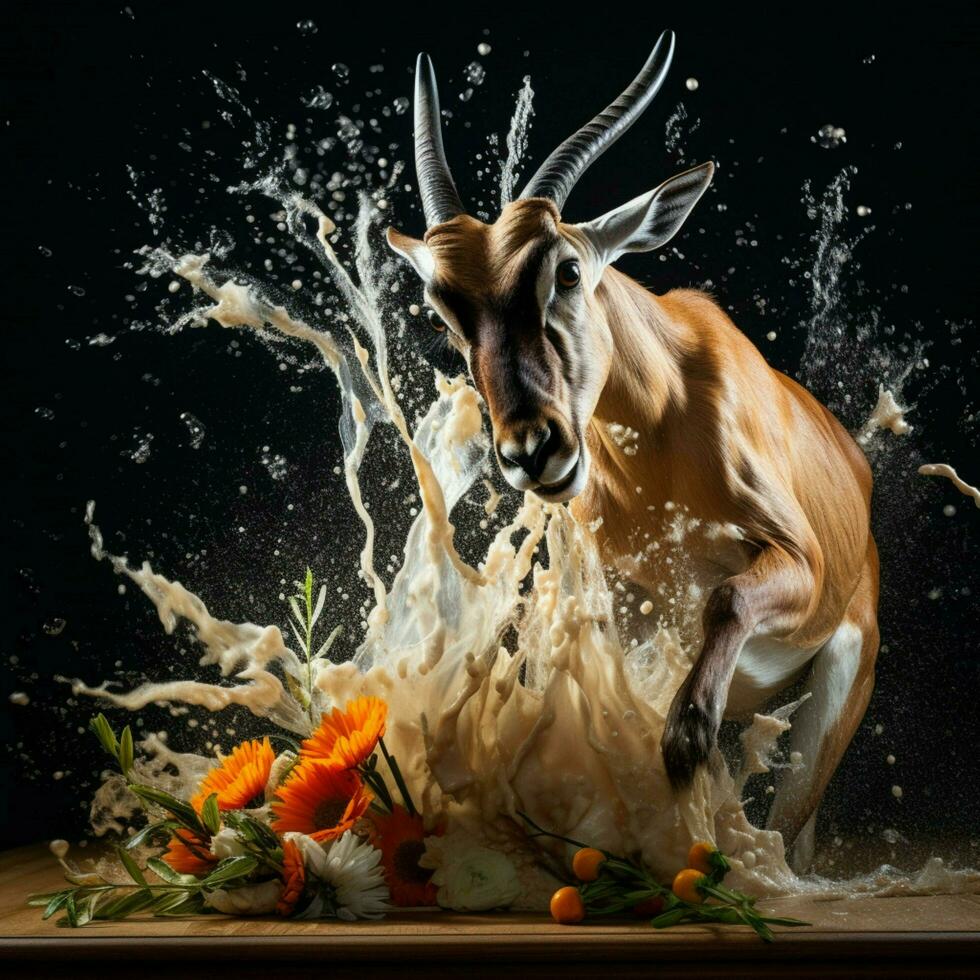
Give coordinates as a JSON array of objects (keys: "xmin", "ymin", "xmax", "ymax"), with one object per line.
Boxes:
[
  {"xmin": 413, "ymin": 53, "xmax": 465, "ymax": 227},
  {"xmin": 519, "ymin": 31, "xmax": 675, "ymax": 209}
]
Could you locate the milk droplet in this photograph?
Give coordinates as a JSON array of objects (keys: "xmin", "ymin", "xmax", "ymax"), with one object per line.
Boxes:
[
  {"xmin": 856, "ymin": 205, "xmax": 872, "ymax": 217},
  {"xmin": 409, "ymin": 304, "xmax": 421, "ymax": 316},
  {"xmin": 943, "ymin": 504, "xmax": 956, "ymax": 517},
  {"xmin": 477, "ymin": 42, "xmax": 492, "ymax": 56},
  {"xmin": 332, "ymin": 63, "xmax": 350, "ymax": 79},
  {"xmin": 639, "ymin": 600, "xmax": 654, "ymax": 615},
  {"xmin": 886, "ymin": 754, "xmax": 896, "ymax": 764},
  {"xmin": 891, "ymin": 784, "xmax": 903, "ymax": 798},
  {"xmin": 44, "ymin": 617, "xmax": 67, "ymax": 636},
  {"xmin": 296, "ymin": 19, "xmax": 318, "ymax": 35},
  {"xmin": 766, "ymin": 331, "xmax": 777, "ymax": 341},
  {"xmin": 685, "ymin": 77, "xmax": 699, "ymax": 91},
  {"xmin": 814, "ymin": 124, "xmax": 847, "ymax": 149},
  {"xmin": 9, "ymin": 692, "xmax": 30, "ymax": 706},
  {"xmin": 302, "ymin": 86, "xmax": 334, "ymax": 111},
  {"xmin": 180, "ymin": 412, "xmax": 206, "ymax": 449},
  {"xmin": 790, "ymin": 751, "xmax": 803, "ymax": 765}
]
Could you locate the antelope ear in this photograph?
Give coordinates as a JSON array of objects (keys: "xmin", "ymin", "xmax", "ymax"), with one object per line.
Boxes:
[
  {"xmin": 576, "ymin": 162, "xmax": 714, "ymax": 267},
  {"xmin": 386, "ymin": 226, "xmax": 435, "ymax": 282}
]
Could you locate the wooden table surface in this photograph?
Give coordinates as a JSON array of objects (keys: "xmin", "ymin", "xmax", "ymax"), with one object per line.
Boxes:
[{"xmin": 1, "ymin": 844, "xmax": 978, "ymax": 978}]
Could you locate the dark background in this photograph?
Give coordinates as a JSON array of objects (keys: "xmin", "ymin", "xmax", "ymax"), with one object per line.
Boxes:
[{"xmin": 1, "ymin": 1, "xmax": 977, "ymax": 869}]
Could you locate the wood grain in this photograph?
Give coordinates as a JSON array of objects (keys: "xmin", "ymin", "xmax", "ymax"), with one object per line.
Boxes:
[{"xmin": 1, "ymin": 844, "xmax": 978, "ymax": 978}]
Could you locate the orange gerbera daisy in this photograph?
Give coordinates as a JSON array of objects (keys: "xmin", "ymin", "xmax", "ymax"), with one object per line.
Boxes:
[
  {"xmin": 369, "ymin": 805, "xmax": 437, "ymax": 907},
  {"xmin": 271, "ymin": 759, "xmax": 373, "ymax": 842},
  {"xmin": 190, "ymin": 737, "xmax": 275, "ymax": 812},
  {"xmin": 161, "ymin": 829, "xmax": 217, "ymax": 876},
  {"xmin": 277, "ymin": 837, "xmax": 306, "ymax": 916},
  {"xmin": 301, "ymin": 696, "xmax": 387, "ymax": 770}
]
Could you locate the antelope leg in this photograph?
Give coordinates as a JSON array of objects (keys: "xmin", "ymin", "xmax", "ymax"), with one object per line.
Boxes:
[{"xmin": 661, "ymin": 544, "xmax": 816, "ymax": 787}]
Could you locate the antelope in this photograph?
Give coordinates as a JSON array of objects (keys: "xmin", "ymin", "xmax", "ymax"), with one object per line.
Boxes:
[{"xmin": 386, "ymin": 31, "xmax": 878, "ymax": 871}]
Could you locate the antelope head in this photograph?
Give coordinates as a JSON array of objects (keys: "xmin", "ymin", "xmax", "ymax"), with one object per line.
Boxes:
[{"xmin": 387, "ymin": 32, "xmax": 713, "ymax": 502}]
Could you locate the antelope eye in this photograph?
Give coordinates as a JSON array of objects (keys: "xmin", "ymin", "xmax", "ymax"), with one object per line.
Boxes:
[
  {"xmin": 556, "ymin": 259, "xmax": 581, "ymax": 290},
  {"xmin": 426, "ymin": 308, "xmax": 447, "ymax": 332}
]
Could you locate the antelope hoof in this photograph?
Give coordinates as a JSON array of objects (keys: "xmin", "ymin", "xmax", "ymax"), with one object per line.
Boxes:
[{"xmin": 662, "ymin": 698, "xmax": 715, "ymax": 788}]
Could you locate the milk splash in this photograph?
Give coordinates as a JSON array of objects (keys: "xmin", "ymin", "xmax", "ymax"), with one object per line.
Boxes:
[
  {"xmin": 60, "ymin": 55, "xmax": 977, "ymax": 909},
  {"xmin": 65, "ymin": 168, "xmax": 809, "ymax": 901}
]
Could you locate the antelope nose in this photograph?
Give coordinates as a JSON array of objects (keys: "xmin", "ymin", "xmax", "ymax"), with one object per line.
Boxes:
[{"xmin": 498, "ymin": 423, "xmax": 559, "ymax": 481}]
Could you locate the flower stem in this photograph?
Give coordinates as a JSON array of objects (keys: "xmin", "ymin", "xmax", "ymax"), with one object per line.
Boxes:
[
  {"xmin": 517, "ymin": 811, "xmax": 592, "ymax": 852},
  {"xmin": 378, "ymin": 736, "xmax": 417, "ymax": 817}
]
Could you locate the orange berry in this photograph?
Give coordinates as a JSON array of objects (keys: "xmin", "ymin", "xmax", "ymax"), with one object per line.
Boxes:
[
  {"xmin": 672, "ymin": 868, "xmax": 706, "ymax": 904},
  {"xmin": 632, "ymin": 895, "xmax": 665, "ymax": 917},
  {"xmin": 687, "ymin": 840, "xmax": 717, "ymax": 875},
  {"xmin": 550, "ymin": 886, "xmax": 586, "ymax": 924},
  {"xmin": 571, "ymin": 847, "xmax": 606, "ymax": 882}
]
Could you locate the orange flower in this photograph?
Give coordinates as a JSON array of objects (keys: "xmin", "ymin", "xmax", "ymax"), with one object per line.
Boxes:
[
  {"xmin": 301, "ymin": 696, "xmax": 387, "ymax": 770},
  {"xmin": 369, "ymin": 805, "xmax": 437, "ymax": 907},
  {"xmin": 161, "ymin": 829, "xmax": 217, "ymax": 876},
  {"xmin": 271, "ymin": 759, "xmax": 373, "ymax": 842},
  {"xmin": 190, "ymin": 737, "xmax": 276, "ymax": 813},
  {"xmin": 277, "ymin": 837, "xmax": 306, "ymax": 916}
]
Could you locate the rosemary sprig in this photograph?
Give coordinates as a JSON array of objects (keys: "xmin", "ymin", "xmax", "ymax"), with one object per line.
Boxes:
[{"xmin": 286, "ymin": 567, "xmax": 340, "ymax": 723}]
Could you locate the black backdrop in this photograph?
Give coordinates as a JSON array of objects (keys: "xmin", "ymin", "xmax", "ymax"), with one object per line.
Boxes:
[{"xmin": 2, "ymin": 1, "xmax": 978, "ymax": 864}]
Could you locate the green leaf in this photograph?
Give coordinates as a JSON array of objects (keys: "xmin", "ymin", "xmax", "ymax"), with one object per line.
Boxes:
[
  {"xmin": 42, "ymin": 891, "xmax": 72, "ymax": 920},
  {"xmin": 146, "ymin": 858, "xmax": 201, "ymax": 887},
  {"xmin": 154, "ymin": 892, "xmax": 206, "ymax": 917},
  {"xmin": 95, "ymin": 889, "xmax": 156, "ymax": 920},
  {"xmin": 288, "ymin": 617, "xmax": 309, "ymax": 656},
  {"xmin": 311, "ymin": 584, "xmax": 326, "ymax": 628},
  {"xmin": 285, "ymin": 671, "xmax": 311, "ymax": 709},
  {"xmin": 89, "ymin": 714, "xmax": 118, "ymax": 760},
  {"xmin": 74, "ymin": 893, "xmax": 97, "ymax": 927},
  {"xmin": 129, "ymin": 783, "xmax": 205, "ymax": 835},
  {"xmin": 116, "ymin": 845, "xmax": 147, "ymax": 886},
  {"xmin": 118, "ymin": 726, "xmax": 135, "ymax": 775},
  {"xmin": 202, "ymin": 855, "xmax": 259, "ymax": 888},
  {"xmin": 651, "ymin": 907, "xmax": 689, "ymax": 929},
  {"xmin": 314, "ymin": 624, "xmax": 342, "ymax": 660},
  {"xmin": 222, "ymin": 811, "xmax": 282, "ymax": 853},
  {"xmin": 200, "ymin": 793, "xmax": 221, "ymax": 836},
  {"xmin": 760, "ymin": 915, "xmax": 811, "ymax": 928},
  {"xmin": 64, "ymin": 892, "xmax": 79, "ymax": 928},
  {"xmin": 27, "ymin": 890, "xmax": 64, "ymax": 907},
  {"xmin": 124, "ymin": 819, "xmax": 179, "ymax": 851},
  {"xmin": 304, "ymin": 567, "xmax": 313, "ymax": 623}
]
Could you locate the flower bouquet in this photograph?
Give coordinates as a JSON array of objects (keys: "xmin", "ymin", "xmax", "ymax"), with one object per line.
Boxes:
[{"xmin": 30, "ymin": 696, "xmax": 806, "ymax": 940}]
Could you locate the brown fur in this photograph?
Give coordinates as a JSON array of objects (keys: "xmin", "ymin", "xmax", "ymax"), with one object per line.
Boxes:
[{"xmin": 390, "ymin": 200, "xmax": 879, "ymax": 854}]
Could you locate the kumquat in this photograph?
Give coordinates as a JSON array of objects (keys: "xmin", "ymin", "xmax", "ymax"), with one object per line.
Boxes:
[{"xmin": 522, "ymin": 814, "xmax": 809, "ymax": 943}]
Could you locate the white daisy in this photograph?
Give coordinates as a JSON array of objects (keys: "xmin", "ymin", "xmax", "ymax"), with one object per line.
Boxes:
[
  {"xmin": 283, "ymin": 830, "xmax": 389, "ymax": 920},
  {"xmin": 322, "ymin": 831, "xmax": 390, "ymax": 920}
]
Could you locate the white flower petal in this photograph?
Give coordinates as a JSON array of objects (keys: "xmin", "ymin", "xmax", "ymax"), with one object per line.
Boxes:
[
  {"xmin": 321, "ymin": 831, "xmax": 390, "ymax": 919},
  {"xmin": 209, "ymin": 827, "xmax": 248, "ymax": 859}
]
